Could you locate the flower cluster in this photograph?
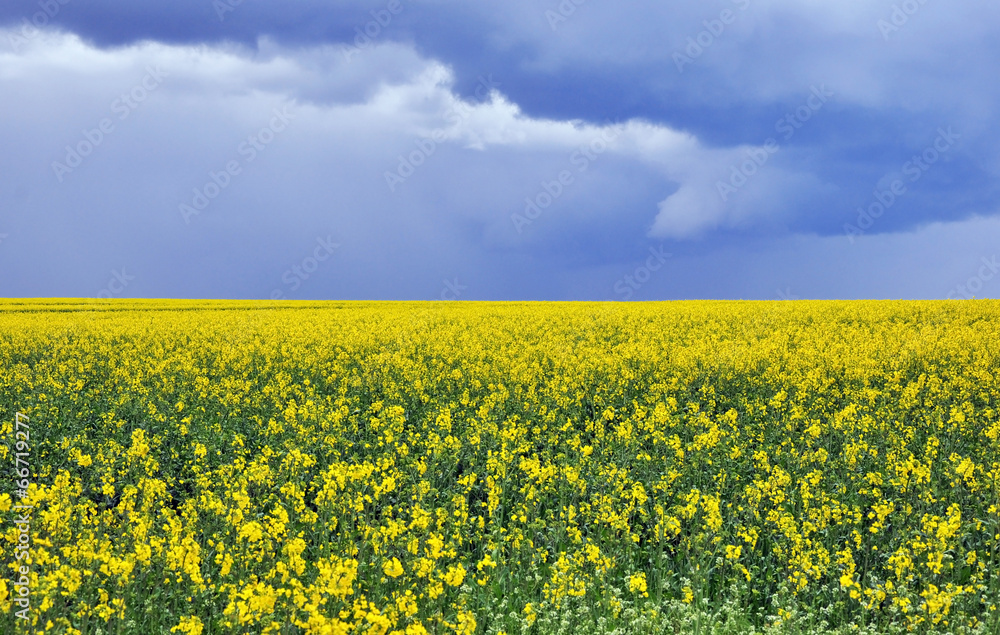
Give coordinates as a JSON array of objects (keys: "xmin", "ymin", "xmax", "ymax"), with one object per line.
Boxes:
[{"xmin": 2, "ymin": 299, "xmax": 1000, "ymax": 633}]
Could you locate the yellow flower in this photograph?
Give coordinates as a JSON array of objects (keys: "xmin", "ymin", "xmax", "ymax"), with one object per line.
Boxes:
[
  {"xmin": 477, "ymin": 554, "xmax": 497, "ymax": 571},
  {"xmin": 628, "ymin": 572, "xmax": 648, "ymax": 597},
  {"xmin": 523, "ymin": 603, "xmax": 537, "ymax": 626},
  {"xmin": 171, "ymin": 616, "xmax": 204, "ymax": 635},
  {"xmin": 443, "ymin": 563, "xmax": 466, "ymax": 587},
  {"xmin": 238, "ymin": 521, "xmax": 264, "ymax": 543},
  {"xmin": 455, "ymin": 609, "xmax": 477, "ymax": 635},
  {"xmin": 395, "ymin": 590, "xmax": 418, "ymax": 617},
  {"xmin": 383, "ymin": 557, "xmax": 405, "ymax": 578}
]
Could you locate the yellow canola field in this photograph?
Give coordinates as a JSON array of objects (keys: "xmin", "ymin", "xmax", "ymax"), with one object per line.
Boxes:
[{"xmin": 2, "ymin": 299, "xmax": 1000, "ymax": 634}]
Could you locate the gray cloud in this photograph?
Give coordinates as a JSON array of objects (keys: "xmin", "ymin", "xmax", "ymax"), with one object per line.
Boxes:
[{"xmin": 2, "ymin": 2, "xmax": 1000, "ymax": 300}]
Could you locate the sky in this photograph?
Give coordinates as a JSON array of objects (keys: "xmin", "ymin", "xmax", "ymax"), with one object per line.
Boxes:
[{"xmin": 1, "ymin": 0, "xmax": 999, "ymax": 301}]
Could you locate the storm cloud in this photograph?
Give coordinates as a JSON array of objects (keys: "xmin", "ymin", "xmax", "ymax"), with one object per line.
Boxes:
[{"xmin": 2, "ymin": 1, "xmax": 999, "ymax": 300}]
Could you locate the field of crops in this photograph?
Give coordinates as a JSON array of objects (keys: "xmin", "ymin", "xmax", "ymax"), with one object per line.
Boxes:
[{"xmin": 3, "ymin": 299, "xmax": 1000, "ymax": 634}]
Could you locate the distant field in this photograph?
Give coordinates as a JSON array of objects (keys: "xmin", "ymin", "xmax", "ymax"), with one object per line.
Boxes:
[{"xmin": 3, "ymin": 300, "xmax": 1000, "ymax": 634}]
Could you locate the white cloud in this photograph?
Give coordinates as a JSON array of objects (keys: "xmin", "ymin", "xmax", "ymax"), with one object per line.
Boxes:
[{"xmin": 0, "ymin": 28, "xmax": 829, "ymax": 246}]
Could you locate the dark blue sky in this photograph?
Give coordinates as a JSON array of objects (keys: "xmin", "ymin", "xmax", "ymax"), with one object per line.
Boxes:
[{"xmin": 2, "ymin": 1, "xmax": 999, "ymax": 300}]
